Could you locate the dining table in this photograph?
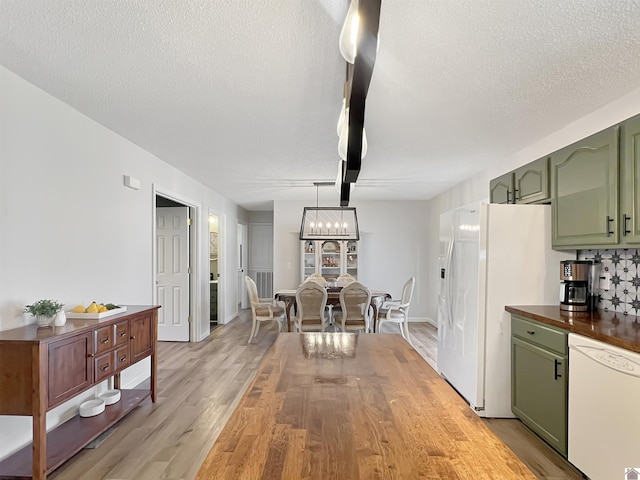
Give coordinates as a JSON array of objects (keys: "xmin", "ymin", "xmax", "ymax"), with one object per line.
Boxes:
[
  {"xmin": 274, "ymin": 287, "xmax": 391, "ymax": 333},
  {"xmin": 196, "ymin": 332, "xmax": 536, "ymax": 479}
]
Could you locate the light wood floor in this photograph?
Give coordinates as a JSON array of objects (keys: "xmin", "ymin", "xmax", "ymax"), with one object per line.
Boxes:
[{"xmin": 49, "ymin": 313, "xmax": 584, "ymax": 480}]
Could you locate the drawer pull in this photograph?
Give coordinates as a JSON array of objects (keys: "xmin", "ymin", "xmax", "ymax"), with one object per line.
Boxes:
[
  {"xmin": 88, "ymin": 353, "xmax": 95, "ymax": 358},
  {"xmin": 554, "ymin": 359, "xmax": 562, "ymax": 380},
  {"xmin": 119, "ymin": 332, "xmax": 127, "ymax": 337},
  {"xmin": 101, "ymin": 364, "xmax": 110, "ymax": 371},
  {"xmin": 119, "ymin": 355, "xmax": 127, "ymax": 362},
  {"xmin": 100, "ymin": 338, "xmax": 109, "ymax": 344},
  {"xmin": 526, "ymin": 330, "xmax": 535, "ymax": 335},
  {"xmin": 131, "ymin": 336, "xmax": 136, "ymax": 340}
]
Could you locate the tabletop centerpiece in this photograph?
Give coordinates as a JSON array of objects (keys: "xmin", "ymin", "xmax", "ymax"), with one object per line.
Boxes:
[{"xmin": 25, "ymin": 299, "xmax": 64, "ymax": 327}]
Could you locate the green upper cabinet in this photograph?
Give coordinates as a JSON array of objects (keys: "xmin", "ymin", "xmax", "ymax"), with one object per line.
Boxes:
[
  {"xmin": 489, "ymin": 172, "xmax": 514, "ymax": 204},
  {"xmin": 514, "ymin": 156, "xmax": 550, "ymax": 204},
  {"xmin": 551, "ymin": 126, "xmax": 619, "ymax": 249},
  {"xmin": 620, "ymin": 115, "xmax": 640, "ymax": 244}
]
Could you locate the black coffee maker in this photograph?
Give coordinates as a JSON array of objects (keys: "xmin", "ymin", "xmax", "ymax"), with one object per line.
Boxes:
[{"xmin": 560, "ymin": 260, "xmax": 591, "ymax": 312}]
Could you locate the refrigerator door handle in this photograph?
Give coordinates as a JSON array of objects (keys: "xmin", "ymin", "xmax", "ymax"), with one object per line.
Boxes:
[{"xmin": 445, "ymin": 235, "xmax": 455, "ymax": 326}]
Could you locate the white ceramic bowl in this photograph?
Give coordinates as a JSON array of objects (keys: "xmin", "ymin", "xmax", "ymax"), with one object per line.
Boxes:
[
  {"xmin": 79, "ymin": 399, "xmax": 105, "ymax": 417},
  {"xmin": 98, "ymin": 389, "xmax": 121, "ymax": 405}
]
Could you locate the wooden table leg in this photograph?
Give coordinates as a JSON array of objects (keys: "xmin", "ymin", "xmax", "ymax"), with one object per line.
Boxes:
[
  {"xmin": 285, "ymin": 299, "xmax": 295, "ymax": 332},
  {"xmin": 32, "ymin": 345, "xmax": 47, "ymax": 480},
  {"xmin": 371, "ymin": 302, "xmax": 379, "ymax": 333}
]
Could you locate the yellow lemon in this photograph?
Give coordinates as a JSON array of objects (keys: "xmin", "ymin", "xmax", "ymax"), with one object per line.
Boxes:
[
  {"xmin": 86, "ymin": 304, "xmax": 99, "ymax": 313},
  {"xmin": 98, "ymin": 306, "xmax": 107, "ymax": 313},
  {"xmin": 72, "ymin": 305, "xmax": 85, "ymax": 313}
]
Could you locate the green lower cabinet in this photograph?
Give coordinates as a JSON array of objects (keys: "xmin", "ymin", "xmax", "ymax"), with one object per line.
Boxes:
[{"xmin": 511, "ymin": 318, "xmax": 568, "ymax": 457}]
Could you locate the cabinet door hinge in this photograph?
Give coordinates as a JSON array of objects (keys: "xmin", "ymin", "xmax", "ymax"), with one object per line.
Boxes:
[
  {"xmin": 188, "ymin": 316, "xmax": 192, "ymax": 323},
  {"xmin": 188, "ymin": 267, "xmax": 192, "ymax": 274},
  {"xmin": 187, "ymin": 217, "xmax": 192, "ymax": 226}
]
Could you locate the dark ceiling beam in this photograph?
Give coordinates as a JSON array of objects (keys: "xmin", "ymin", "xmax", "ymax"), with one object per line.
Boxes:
[{"xmin": 342, "ymin": 0, "xmax": 381, "ymax": 204}]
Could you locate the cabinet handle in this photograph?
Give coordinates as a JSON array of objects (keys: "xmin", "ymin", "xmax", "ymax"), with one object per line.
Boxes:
[
  {"xmin": 514, "ymin": 188, "xmax": 519, "ymax": 202},
  {"xmin": 119, "ymin": 355, "xmax": 127, "ymax": 362},
  {"xmin": 624, "ymin": 214, "xmax": 631, "ymax": 236},
  {"xmin": 131, "ymin": 336, "xmax": 136, "ymax": 340},
  {"xmin": 119, "ymin": 332, "xmax": 127, "ymax": 337},
  {"xmin": 554, "ymin": 359, "xmax": 562, "ymax": 380},
  {"xmin": 606, "ymin": 216, "xmax": 614, "ymax": 237},
  {"xmin": 88, "ymin": 353, "xmax": 95, "ymax": 358},
  {"xmin": 506, "ymin": 191, "xmax": 511, "ymax": 204},
  {"xmin": 100, "ymin": 338, "xmax": 109, "ymax": 344},
  {"xmin": 526, "ymin": 330, "xmax": 535, "ymax": 335},
  {"xmin": 101, "ymin": 364, "xmax": 110, "ymax": 371}
]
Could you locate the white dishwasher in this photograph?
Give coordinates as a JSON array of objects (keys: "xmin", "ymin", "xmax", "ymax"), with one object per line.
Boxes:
[{"xmin": 568, "ymin": 333, "xmax": 640, "ymax": 480}]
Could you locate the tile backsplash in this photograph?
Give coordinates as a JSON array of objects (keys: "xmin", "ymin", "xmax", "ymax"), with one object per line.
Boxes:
[{"xmin": 579, "ymin": 249, "xmax": 640, "ymax": 314}]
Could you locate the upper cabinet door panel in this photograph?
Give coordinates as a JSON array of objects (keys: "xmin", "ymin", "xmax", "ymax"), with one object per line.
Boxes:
[
  {"xmin": 514, "ymin": 157, "xmax": 550, "ymax": 204},
  {"xmin": 490, "ymin": 172, "xmax": 514, "ymax": 204},
  {"xmin": 620, "ymin": 115, "xmax": 640, "ymax": 244},
  {"xmin": 551, "ymin": 126, "xmax": 619, "ymax": 249}
]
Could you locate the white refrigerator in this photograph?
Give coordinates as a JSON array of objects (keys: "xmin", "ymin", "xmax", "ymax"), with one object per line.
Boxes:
[{"xmin": 437, "ymin": 203, "xmax": 567, "ymax": 418}]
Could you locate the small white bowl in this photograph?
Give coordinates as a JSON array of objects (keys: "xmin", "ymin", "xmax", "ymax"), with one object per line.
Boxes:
[
  {"xmin": 98, "ymin": 389, "xmax": 121, "ymax": 405},
  {"xmin": 79, "ymin": 399, "xmax": 105, "ymax": 417}
]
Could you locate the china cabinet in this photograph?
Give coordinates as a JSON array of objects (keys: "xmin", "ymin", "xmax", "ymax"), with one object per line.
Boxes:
[{"xmin": 300, "ymin": 240, "xmax": 358, "ymax": 282}]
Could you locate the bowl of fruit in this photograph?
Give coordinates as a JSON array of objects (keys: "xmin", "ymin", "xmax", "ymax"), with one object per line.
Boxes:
[{"xmin": 66, "ymin": 302, "xmax": 126, "ymax": 320}]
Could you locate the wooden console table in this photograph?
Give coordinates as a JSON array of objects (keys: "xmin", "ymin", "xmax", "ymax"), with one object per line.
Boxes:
[{"xmin": 0, "ymin": 305, "xmax": 159, "ymax": 480}]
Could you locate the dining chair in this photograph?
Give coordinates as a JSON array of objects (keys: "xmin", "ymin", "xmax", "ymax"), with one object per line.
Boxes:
[
  {"xmin": 305, "ymin": 273, "xmax": 327, "ymax": 287},
  {"xmin": 333, "ymin": 281, "xmax": 372, "ymax": 333},
  {"xmin": 245, "ymin": 276, "xmax": 285, "ymax": 343},
  {"xmin": 294, "ymin": 280, "xmax": 329, "ymax": 332},
  {"xmin": 336, "ymin": 273, "xmax": 356, "ymax": 287},
  {"xmin": 377, "ymin": 276, "xmax": 415, "ymax": 345}
]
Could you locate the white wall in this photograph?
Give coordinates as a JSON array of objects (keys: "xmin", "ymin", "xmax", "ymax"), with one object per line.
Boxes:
[
  {"xmin": 273, "ymin": 199, "xmax": 431, "ymax": 321},
  {"xmin": 0, "ymin": 66, "xmax": 243, "ymax": 460},
  {"xmin": 424, "ymin": 86, "xmax": 640, "ymax": 323}
]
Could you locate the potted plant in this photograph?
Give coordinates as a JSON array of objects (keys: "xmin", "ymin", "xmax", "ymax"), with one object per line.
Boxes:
[{"xmin": 25, "ymin": 299, "xmax": 65, "ymax": 327}]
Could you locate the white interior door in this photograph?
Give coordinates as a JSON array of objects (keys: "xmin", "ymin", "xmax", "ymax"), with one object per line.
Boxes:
[
  {"xmin": 237, "ymin": 222, "xmax": 248, "ymax": 309},
  {"xmin": 156, "ymin": 206, "xmax": 190, "ymax": 341}
]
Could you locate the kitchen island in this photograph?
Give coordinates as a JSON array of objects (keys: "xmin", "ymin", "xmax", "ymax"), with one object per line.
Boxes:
[
  {"xmin": 196, "ymin": 332, "xmax": 535, "ymax": 479},
  {"xmin": 505, "ymin": 305, "xmax": 640, "ymax": 354}
]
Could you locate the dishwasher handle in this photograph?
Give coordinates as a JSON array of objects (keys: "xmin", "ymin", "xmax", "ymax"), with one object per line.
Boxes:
[{"xmin": 571, "ymin": 344, "xmax": 640, "ymax": 378}]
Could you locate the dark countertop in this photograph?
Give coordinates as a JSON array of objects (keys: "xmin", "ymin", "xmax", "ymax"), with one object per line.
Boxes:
[{"xmin": 505, "ymin": 305, "xmax": 640, "ymax": 354}]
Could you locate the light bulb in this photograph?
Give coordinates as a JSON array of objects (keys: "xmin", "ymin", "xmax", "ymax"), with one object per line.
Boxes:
[
  {"xmin": 338, "ymin": 119, "xmax": 348, "ymax": 160},
  {"xmin": 362, "ymin": 127, "xmax": 368, "ymax": 158},
  {"xmin": 335, "ymin": 160, "xmax": 344, "ymax": 193},
  {"xmin": 338, "ymin": 111, "xmax": 368, "ymax": 160},
  {"xmin": 339, "ymin": 0, "xmax": 360, "ymax": 64},
  {"xmin": 337, "ymin": 98, "xmax": 346, "ymax": 136}
]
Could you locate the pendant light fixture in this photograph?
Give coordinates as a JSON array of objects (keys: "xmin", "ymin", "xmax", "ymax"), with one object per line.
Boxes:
[
  {"xmin": 338, "ymin": 109, "xmax": 367, "ymax": 160},
  {"xmin": 339, "ymin": 0, "xmax": 360, "ymax": 64},
  {"xmin": 300, "ymin": 182, "xmax": 359, "ymax": 241}
]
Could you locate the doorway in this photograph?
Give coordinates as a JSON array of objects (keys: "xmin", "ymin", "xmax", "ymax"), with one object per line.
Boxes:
[
  {"xmin": 237, "ymin": 222, "xmax": 248, "ymax": 311},
  {"xmin": 155, "ymin": 195, "xmax": 193, "ymax": 342},
  {"xmin": 209, "ymin": 213, "xmax": 219, "ymax": 330}
]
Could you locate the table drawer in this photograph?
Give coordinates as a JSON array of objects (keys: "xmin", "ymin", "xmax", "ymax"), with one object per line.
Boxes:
[
  {"xmin": 95, "ymin": 325, "xmax": 114, "ymax": 355},
  {"xmin": 512, "ymin": 315, "xmax": 567, "ymax": 355},
  {"xmin": 114, "ymin": 321, "xmax": 129, "ymax": 347},
  {"xmin": 95, "ymin": 352, "xmax": 115, "ymax": 383},
  {"xmin": 115, "ymin": 345, "xmax": 130, "ymax": 371}
]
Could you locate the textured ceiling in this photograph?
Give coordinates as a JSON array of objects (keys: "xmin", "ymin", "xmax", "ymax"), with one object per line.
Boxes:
[{"xmin": 2, "ymin": 0, "xmax": 640, "ymax": 210}]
